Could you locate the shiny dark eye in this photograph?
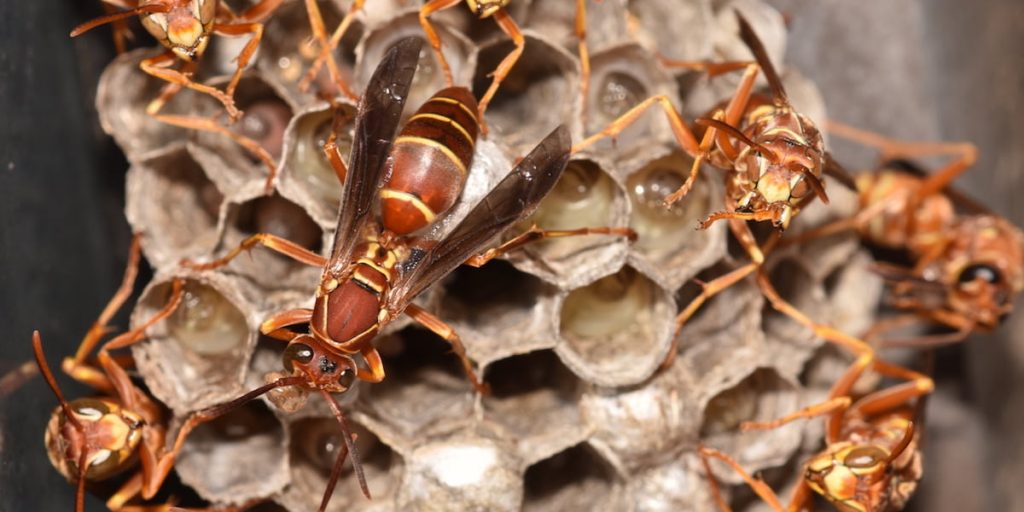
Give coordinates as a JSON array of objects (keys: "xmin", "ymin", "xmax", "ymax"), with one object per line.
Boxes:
[
  {"xmin": 282, "ymin": 343, "xmax": 314, "ymax": 372},
  {"xmin": 338, "ymin": 368, "xmax": 356, "ymax": 389},
  {"xmin": 958, "ymin": 263, "xmax": 1002, "ymax": 285},
  {"xmin": 843, "ymin": 446, "xmax": 887, "ymax": 468}
]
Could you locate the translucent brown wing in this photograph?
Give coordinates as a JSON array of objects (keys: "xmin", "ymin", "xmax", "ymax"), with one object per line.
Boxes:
[
  {"xmin": 328, "ymin": 37, "xmax": 423, "ymax": 273},
  {"xmin": 389, "ymin": 126, "xmax": 572, "ymax": 307},
  {"xmin": 735, "ymin": 11, "xmax": 788, "ymax": 105},
  {"xmin": 824, "ymin": 152, "xmax": 858, "ymax": 190},
  {"xmin": 882, "ymin": 158, "xmax": 991, "ymax": 215}
]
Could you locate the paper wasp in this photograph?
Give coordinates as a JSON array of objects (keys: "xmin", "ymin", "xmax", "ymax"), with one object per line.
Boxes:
[
  {"xmin": 699, "ymin": 354, "xmax": 933, "ymax": 511},
  {"xmin": 181, "ymin": 36, "xmax": 631, "ymax": 506},
  {"xmin": 71, "ymin": 0, "xmax": 299, "ymax": 191},
  {"xmin": 779, "ymin": 122, "xmax": 1023, "ymax": 347},
  {"xmin": 27, "ymin": 237, "xmax": 195, "ymax": 511}
]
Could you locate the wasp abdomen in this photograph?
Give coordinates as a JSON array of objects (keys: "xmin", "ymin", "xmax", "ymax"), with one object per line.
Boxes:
[{"xmin": 380, "ymin": 87, "xmax": 479, "ymax": 235}]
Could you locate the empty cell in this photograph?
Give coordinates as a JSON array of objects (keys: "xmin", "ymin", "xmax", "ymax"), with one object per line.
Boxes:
[
  {"xmin": 523, "ymin": 443, "xmax": 622, "ymax": 512},
  {"xmin": 358, "ymin": 329, "xmax": 476, "ymax": 439},
  {"xmin": 699, "ymin": 368, "xmax": 802, "ymax": 486},
  {"xmin": 483, "ymin": 350, "xmax": 585, "ymax": 458},
  {"xmin": 440, "ymin": 260, "xmax": 559, "ymax": 362}
]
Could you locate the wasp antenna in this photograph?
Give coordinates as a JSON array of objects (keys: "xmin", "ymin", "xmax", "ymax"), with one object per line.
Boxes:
[
  {"xmin": 318, "ymin": 428, "xmax": 353, "ymax": 512},
  {"xmin": 75, "ymin": 455, "xmax": 88, "ymax": 512},
  {"xmin": 734, "ymin": 10, "xmax": 788, "ymax": 105},
  {"xmin": 321, "ymin": 390, "xmax": 370, "ymax": 501},
  {"xmin": 886, "ymin": 421, "xmax": 916, "ymax": 464},
  {"xmin": 70, "ymin": 4, "xmax": 170, "ymax": 37},
  {"xmin": 32, "ymin": 331, "xmax": 83, "ymax": 431},
  {"xmin": 798, "ymin": 168, "xmax": 829, "ymax": 204},
  {"xmin": 696, "ymin": 117, "xmax": 777, "ymax": 161}
]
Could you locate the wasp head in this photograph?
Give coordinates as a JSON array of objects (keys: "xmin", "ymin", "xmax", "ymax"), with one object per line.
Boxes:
[
  {"xmin": 140, "ymin": 0, "xmax": 216, "ymax": 61},
  {"xmin": 45, "ymin": 398, "xmax": 145, "ymax": 483}
]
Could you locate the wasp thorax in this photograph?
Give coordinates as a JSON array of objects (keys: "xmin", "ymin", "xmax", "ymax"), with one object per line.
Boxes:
[{"xmin": 45, "ymin": 398, "xmax": 144, "ymax": 483}]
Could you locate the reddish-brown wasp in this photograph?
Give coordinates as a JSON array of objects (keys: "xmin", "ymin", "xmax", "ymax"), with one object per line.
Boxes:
[
  {"xmin": 29, "ymin": 238, "xmax": 270, "ymax": 511},
  {"xmin": 27, "ymin": 237, "xmax": 195, "ymax": 511},
  {"xmin": 699, "ymin": 354, "xmax": 933, "ymax": 512},
  {"xmin": 575, "ymin": 12, "xmax": 871, "ymax": 367},
  {"xmin": 71, "ymin": 0, "xmax": 294, "ymax": 190},
  {"xmin": 72, "ymin": 0, "xmax": 285, "ymax": 119},
  {"xmin": 576, "ymin": 11, "xmax": 833, "ymax": 232},
  {"xmin": 179, "ymin": 36, "xmax": 631, "ymax": 506},
  {"xmin": 417, "ymin": 0, "xmax": 596, "ymax": 131},
  {"xmin": 780, "ymin": 122, "xmax": 1024, "ymax": 347}
]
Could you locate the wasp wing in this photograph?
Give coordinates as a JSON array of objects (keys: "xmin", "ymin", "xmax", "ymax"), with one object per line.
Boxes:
[
  {"xmin": 328, "ymin": 36, "xmax": 422, "ymax": 273},
  {"xmin": 735, "ymin": 11, "xmax": 788, "ymax": 105},
  {"xmin": 880, "ymin": 158, "xmax": 991, "ymax": 215},
  {"xmin": 823, "ymin": 152, "xmax": 858, "ymax": 190},
  {"xmin": 389, "ymin": 126, "xmax": 572, "ymax": 307}
]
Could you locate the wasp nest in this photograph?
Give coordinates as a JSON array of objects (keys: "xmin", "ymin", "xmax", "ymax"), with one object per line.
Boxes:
[{"xmin": 85, "ymin": 0, "xmax": 888, "ymax": 509}]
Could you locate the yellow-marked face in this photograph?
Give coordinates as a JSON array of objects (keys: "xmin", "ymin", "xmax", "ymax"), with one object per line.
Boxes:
[
  {"xmin": 44, "ymin": 398, "xmax": 145, "ymax": 482},
  {"xmin": 804, "ymin": 443, "xmax": 893, "ymax": 512},
  {"xmin": 466, "ymin": 0, "xmax": 510, "ymax": 18},
  {"xmin": 140, "ymin": 0, "xmax": 215, "ymax": 60},
  {"xmin": 734, "ymin": 135, "xmax": 824, "ymax": 230}
]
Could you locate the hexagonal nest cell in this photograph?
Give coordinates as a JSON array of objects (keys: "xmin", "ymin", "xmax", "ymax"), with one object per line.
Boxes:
[{"xmin": 62, "ymin": 0, "xmax": 918, "ymax": 509}]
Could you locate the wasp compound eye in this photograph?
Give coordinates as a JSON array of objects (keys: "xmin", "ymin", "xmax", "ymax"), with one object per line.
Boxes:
[
  {"xmin": 282, "ymin": 343, "xmax": 314, "ymax": 372},
  {"xmin": 958, "ymin": 263, "xmax": 1002, "ymax": 285},
  {"xmin": 338, "ymin": 367, "xmax": 356, "ymax": 390}
]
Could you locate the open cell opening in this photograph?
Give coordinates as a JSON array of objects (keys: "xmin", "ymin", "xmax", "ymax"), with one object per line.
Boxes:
[
  {"xmin": 132, "ymin": 278, "xmax": 252, "ymax": 413},
  {"xmin": 483, "ymin": 350, "xmax": 583, "ymax": 443},
  {"xmin": 473, "ymin": 33, "xmax": 577, "ymax": 154},
  {"xmin": 287, "ymin": 417, "xmax": 398, "ymax": 508},
  {"xmin": 359, "ymin": 328, "xmax": 475, "ymax": 437},
  {"xmin": 177, "ymin": 400, "xmax": 287, "ymax": 503},
  {"xmin": 222, "ymin": 194, "xmax": 324, "ymax": 290},
  {"xmin": 128, "ymin": 150, "xmax": 223, "ymax": 268},
  {"xmin": 558, "ymin": 267, "xmax": 672, "ymax": 385},
  {"xmin": 523, "ymin": 443, "xmax": 618, "ymax": 511}
]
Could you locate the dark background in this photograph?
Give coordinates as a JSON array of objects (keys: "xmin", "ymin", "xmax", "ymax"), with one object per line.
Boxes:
[{"xmin": 1, "ymin": 1, "xmax": 1022, "ymax": 510}]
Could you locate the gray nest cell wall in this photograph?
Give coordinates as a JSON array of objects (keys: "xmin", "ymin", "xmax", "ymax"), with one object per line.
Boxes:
[{"xmin": 5, "ymin": 0, "xmax": 1023, "ymax": 511}]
